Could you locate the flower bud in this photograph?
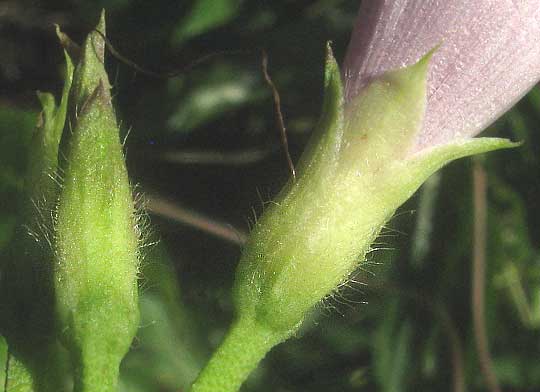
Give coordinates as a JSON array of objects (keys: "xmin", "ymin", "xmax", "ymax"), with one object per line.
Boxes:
[
  {"xmin": 0, "ymin": 47, "xmax": 74, "ymax": 392},
  {"xmin": 193, "ymin": 3, "xmax": 539, "ymax": 391},
  {"xmin": 26, "ymin": 52, "xmax": 73, "ymax": 210},
  {"xmin": 343, "ymin": 0, "xmax": 540, "ymax": 151},
  {"xmin": 54, "ymin": 12, "xmax": 139, "ymax": 392},
  {"xmin": 233, "ymin": 45, "xmax": 516, "ymax": 335}
]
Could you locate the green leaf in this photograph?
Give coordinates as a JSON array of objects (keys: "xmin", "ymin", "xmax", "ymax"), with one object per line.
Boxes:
[
  {"xmin": 172, "ymin": 0, "xmax": 241, "ymax": 46},
  {"xmin": 490, "ymin": 175, "xmax": 540, "ymax": 329},
  {"xmin": 167, "ymin": 63, "xmax": 261, "ymax": 133},
  {"xmin": 373, "ymin": 301, "xmax": 413, "ymax": 392}
]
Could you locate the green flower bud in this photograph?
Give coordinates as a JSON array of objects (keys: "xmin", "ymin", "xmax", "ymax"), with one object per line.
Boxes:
[
  {"xmin": 27, "ymin": 52, "xmax": 73, "ymax": 210},
  {"xmin": 233, "ymin": 45, "xmax": 516, "ymax": 335},
  {"xmin": 191, "ymin": 45, "xmax": 517, "ymax": 392},
  {"xmin": 54, "ymin": 12, "xmax": 139, "ymax": 392},
  {"xmin": 0, "ymin": 42, "xmax": 74, "ymax": 392}
]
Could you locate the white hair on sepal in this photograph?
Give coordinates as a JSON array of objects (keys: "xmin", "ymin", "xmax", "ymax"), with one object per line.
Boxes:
[
  {"xmin": 24, "ymin": 164, "xmax": 65, "ymax": 256},
  {"xmin": 319, "ymin": 267, "xmax": 370, "ymax": 320},
  {"xmin": 132, "ymin": 184, "xmax": 157, "ymax": 280}
]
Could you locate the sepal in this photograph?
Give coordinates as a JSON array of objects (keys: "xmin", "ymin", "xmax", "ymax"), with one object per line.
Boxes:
[{"xmin": 26, "ymin": 50, "xmax": 73, "ymax": 206}]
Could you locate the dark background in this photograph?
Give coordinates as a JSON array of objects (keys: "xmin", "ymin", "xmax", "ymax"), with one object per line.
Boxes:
[{"xmin": 1, "ymin": 1, "xmax": 539, "ymax": 391}]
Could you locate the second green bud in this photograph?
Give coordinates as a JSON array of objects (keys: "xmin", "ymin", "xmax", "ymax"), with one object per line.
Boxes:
[{"xmin": 54, "ymin": 13, "xmax": 139, "ymax": 392}]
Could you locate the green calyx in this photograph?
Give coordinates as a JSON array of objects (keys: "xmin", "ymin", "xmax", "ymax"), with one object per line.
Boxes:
[
  {"xmin": 53, "ymin": 12, "xmax": 140, "ymax": 392},
  {"xmin": 0, "ymin": 35, "xmax": 74, "ymax": 392},
  {"xmin": 0, "ymin": 12, "xmax": 140, "ymax": 392},
  {"xmin": 69, "ymin": 11, "xmax": 110, "ymax": 116},
  {"xmin": 339, "ymin": 48, "xmax": 432, "ymax": 167},
  {"xmin": 26, "ymin": 51, "xmax": 74, "ymax": 208},
  {"xmin": 233, "ymin": 45, "xmax": 518, "ymax": 337}
]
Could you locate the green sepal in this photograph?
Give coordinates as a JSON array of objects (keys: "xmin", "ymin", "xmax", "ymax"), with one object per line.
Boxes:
[
  {"xmin": 405, "ymin": 137, "xmax": 520, "ymax": 176},
  {"xmin": 233, "ymin": 45, "xmax": 346, "ymax": 334},
  {"xmin": 193, "ymin": 46, "xmax": 525, "ymax": 392},
  {"xmin": 233, "ymin": 49, "xmax": 519, "ymax": 337},
  {"xmin": 339, "ymin": 49, "xmax": 432, "ymax": 170},
  {"xmin": 295, "ymin": 42, "xmax": 344, "ymax": 179},
  {"xmin": 0, "ymin": 47, "xmax": 74, "ymax": 392},
  {"xmin": 232, "ymin": 47, "xmax": 431, "ymax": 334},
  {"xmin": 394, "ymin": 137, "xmax": 520, "ymax": 198},
  {"xmin": 54, "ymin": 13, "xmax": 140, "ymax": 392},
  {"xmin": 69, "ymin": 10, "xmax": 111, "ymax": 116},
  {"xmin": 55, "ymin": 24, "xmax": 81, "ymax": 63},
  {"xmin": 55, "ymin": 81, "xmax": 139, "ymax": 392},
  {"xmin": 26, "ymin": 50, "xmax": 73, "ymax": 209}
]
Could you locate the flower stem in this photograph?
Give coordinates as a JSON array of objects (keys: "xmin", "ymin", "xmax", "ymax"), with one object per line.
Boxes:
[
  {"xmin": 73, "ymin": 346, "xmax": 122, "ymax": 392},
  {"xmin": 189, "ymin": 317, "xmax": 286, "ymax": 392}
]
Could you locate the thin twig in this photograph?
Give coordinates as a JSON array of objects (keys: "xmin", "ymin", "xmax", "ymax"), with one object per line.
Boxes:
[
  {"xmin": 94, "ymin": 29, "xmax": 246, "ymax": 79},
  {"xmin": 472, "ymin": 161, "xmax": 501, "ymax": 392},
  {"xmin": 438, "ymin": 304, "xmax": 466, "ymax": 392},
  {"xmin": 146, "ymin": 194, "xmax": 247, "ymax": 245},
  {"xmin": 261, "ymin": 50, "xmax": 296, "ymax": 180},
  {"xmin": 140, "ymin": 146, "xmax": 276, "ymax": 166}
]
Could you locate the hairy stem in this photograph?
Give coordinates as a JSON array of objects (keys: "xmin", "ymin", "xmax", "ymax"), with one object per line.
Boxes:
[{"xmin": 189, "ymin": 317, "xmax": 286, "ymax": 392}]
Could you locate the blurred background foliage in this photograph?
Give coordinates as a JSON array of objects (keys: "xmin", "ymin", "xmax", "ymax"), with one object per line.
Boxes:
[{"xmin": 0, "ymin": 0, "xmax": 539, "ymax": 391}]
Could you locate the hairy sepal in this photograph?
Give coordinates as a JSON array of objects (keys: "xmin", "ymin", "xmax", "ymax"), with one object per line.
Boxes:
[
  {"xmin": 26, "ymin": 50, "xmax": 73, "ymax": 212},
  {"xmin": 0, "ymin": 44, "xmax": 74, "ymax": 392},
  {"xmin": 233, "ymin": 47, "xmax": 517, "ymax": 336},
  {"xmin": 69, "ymin": 10, "xmax": 110, "ymax": 116},
  {"xmin": 54, "ymin": 13, "xmax": 139, "ymax": 392}
]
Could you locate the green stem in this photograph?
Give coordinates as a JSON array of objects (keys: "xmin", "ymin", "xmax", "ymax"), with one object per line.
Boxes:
[
  {"xmin": 190, "ymin": 317, "xmax": 286, "ymax": 392},
  {"xmin": 73, "ymin": 345, "xmax": 123, "ymax": 392}
]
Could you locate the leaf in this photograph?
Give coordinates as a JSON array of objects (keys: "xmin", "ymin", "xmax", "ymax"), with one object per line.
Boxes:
[
  {"xmin": 172, "ymin": 0, "xmax": 242, "ymax": 46},
  {"xmin": 166, "ymin": 63, "xmax": 262, "ymax": 134},
  {"xmin": 490, "ymin": 175, "xmax": 540, "ymax": 329},
  {"xmin": 372, "ymin": 300, "xmax": 413, "ymax": 392}
]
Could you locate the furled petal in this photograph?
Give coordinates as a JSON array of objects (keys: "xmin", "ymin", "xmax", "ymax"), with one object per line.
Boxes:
[{"xmin": 343, "ymin": 0, "xmax": 540, "ymax": 151}]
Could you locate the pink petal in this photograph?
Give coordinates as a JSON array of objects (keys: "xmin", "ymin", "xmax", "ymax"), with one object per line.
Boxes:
[{"xmin": 343, "ymin": 0, "xmax": 540, "ymax": 151}]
